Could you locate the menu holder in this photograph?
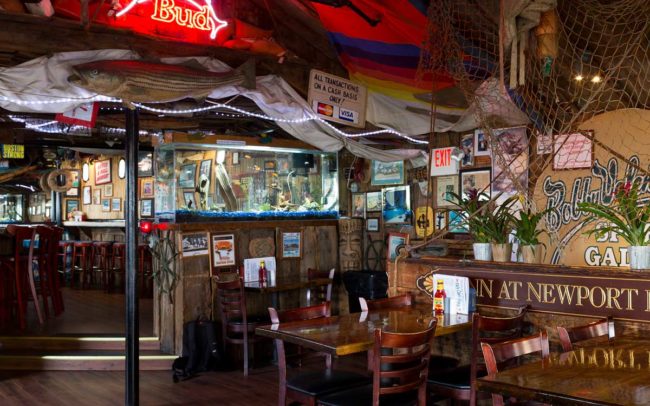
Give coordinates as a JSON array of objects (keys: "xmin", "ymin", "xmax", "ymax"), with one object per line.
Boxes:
[{"xmin": 243, "ymin": 256, "xmax": 276, "ymax": 283}]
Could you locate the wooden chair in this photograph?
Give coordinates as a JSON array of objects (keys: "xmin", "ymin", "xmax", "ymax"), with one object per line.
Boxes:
[
  {"xmin": 481, "ymin": 331, "xmax": 550, "ymax": 406},
  {"xmin": 269, "ymin": 302, "xmax": 370, "ymax": 406},
  {"xmin": 306, "ymin": 268, "xmax": 335, "ymax": 305},
  {"xmin": 428, "ymin": 306, "xmax": 529, "ymax": 406},
  {"xmin": 359, "ymin": 292, "xmax": 413, "ymax": 312},
  {"xmin": 557, "ymin": 316, "xmax": 615, "ymax": 352},
  {"xmin": 34, "ymin": 225, "xmax": 63, "ymax": 317},
  {"xmin": 216, "ymin": 275, "xmax": 267, "ymax": 376},
  {"xmin": 317, "ymin": 320, "xmax": 437, "ymax": 406}
]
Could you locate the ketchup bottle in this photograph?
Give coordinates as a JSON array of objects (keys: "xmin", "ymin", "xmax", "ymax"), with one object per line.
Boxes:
[
  {"xmin": 258, "ymin": 260, "xmax": 267, "ymax": 285},
  {"xmin": 433, "ymin": 279, "xmax": 446, "ymax": 315}
]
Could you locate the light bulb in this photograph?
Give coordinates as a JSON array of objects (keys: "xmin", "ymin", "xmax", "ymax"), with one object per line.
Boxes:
[
  {"xmin": 591, "ymin": 75, "xmax": 602, "ymax": 83},
  {"xmin": 575, "ymin": 74, "xmax": 584, "ymax": 81}
]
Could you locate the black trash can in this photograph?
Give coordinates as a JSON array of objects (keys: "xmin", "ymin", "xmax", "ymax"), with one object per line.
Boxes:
[{"xmin": 342, "ymin": 270, "xmax": 388, "ymax": 313}]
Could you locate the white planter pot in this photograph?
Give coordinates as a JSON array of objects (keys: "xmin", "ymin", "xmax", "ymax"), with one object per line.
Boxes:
[
  {"xmin": 629, "ymin": 246, "xmax": 650, "ymax": 270},
  {"xmin": 473, "ymin": 243, "xmax": 492, "ymax": 261},
  {"xmin": 491, "ymin": 243, "xmax": 512, "ymax": 262}
]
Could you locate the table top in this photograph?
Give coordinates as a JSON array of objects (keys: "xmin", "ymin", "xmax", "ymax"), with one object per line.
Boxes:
[
  {"xmin": 243, "ymin": 278, "xmax": 331, "ymax": 293},
  {"xmin": 256, "ymin": 307, "xmax": 471, "ymax": 356},
  {"xmin": 476, "ymin": 335, "xmax": 650, "ymax": 406}
]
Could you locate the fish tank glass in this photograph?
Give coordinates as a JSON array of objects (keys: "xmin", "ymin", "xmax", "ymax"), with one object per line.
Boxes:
[
  {"xmin": 154, "ymin": 143, "xmax": 339, "ymax": 222},
  {"xmin": 0, "ymin": 193, "xmax": 24, "ymax": 223}
]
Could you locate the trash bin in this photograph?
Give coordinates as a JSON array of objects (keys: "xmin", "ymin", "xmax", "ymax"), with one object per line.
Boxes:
[{"xmin": 342, "ymin": 270, "xmax": 388, "ymax": 313}]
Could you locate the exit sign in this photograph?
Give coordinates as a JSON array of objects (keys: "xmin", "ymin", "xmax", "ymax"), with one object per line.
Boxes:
[
  {"xmin": 2, "ymin": 144, "xmax": 24, "ymax": 159},
  {"xmin": 430, "ymin": 147, "xmax": 459, "ymax": 176}
]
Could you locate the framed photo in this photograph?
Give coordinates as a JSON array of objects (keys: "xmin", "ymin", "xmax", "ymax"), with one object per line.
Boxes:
[
  {"xmin": 553, "ymin": 131, "xmax": 593, "ymax": 170},
  {"xmin": 65, "ymin": 199, "xmax": 79, "ymax": 217},
  {"xmin": 179, "ymin": 163, "xmax": 197, "ymax": 189},
  {"xmin": 351, "ymin": 193, "xmax": 366, "ymax": 218},
  {"xmin": 82, "ymin": 186, "xmax": 91, "ymax": 205},
  {"xmin": 141, "ymin": 178, "xmax": 154, "ymax": 198},
  {"xmin": 94, "ymin": 159, "xmax": 112, "ymax": 185},
  {"xmin": 367, "ymin": 218, "xmax": 380, "ymax": 232},
  {"xmin": 211, "ymin": 234, "xmax": 236, "ymax": 268},
  {"xmin": 460, "ymin": 169, "xmax": 491, "ymax": 199},
  {"xmin": 93, "ymin": 188, "xmax": 101, "ymax": 205},
  {"xmin": 138, "ymin": 152, "xmax": 153, "ymax": 177},
  {"xmin": 183, "ymin": 191, "xmax": 196, "ymax": 208},
  {"xmin": 181, "ymin": 232, "xmax": 209, "ymax": 257},
  {"xmin": 281, "ymin": 231, "xmax": 302, "ymax": 258},
  {"xmin": 460, "ymin": 133, "xmax": 474, "ymax": 167},
  {"xmin": 434, "ymin": 210, "xmax": 447, "ymax": 231},
  {"xmin": 449, "ymin": 210, "xmax": 469, "ymax": 233},
  {"xmin": 387, "ymin": 232, "xmax": 409, "ymax": 261},
  {"xmin": 371, "ymin": 160, "xmax": 405, "ymax": 186},
  {"xmin": 536, "ymin": 131, "xmax": 553, "ymax": 155},
  {"xmin": 199, "ymin": 159, "xmax": 212, "ymax": 179},
  {"xmin": 494, "ymin": 127, "xmax": 528, "ymax": 156},
  {"xmin": 140, "ymin": 199, "xmax": 153, "ymax": 218},
  {"xmin": 492, "ymin": 152, "xmax": 528, "ymax": 201},
  {"xmin": 111, "ymin": 198, "xmax": 121, "ymax": 212},
  {"xmin": 366, "ymin": 191, "xmax": 382, "ymax": 212},
  {"xmin": 101, "ymin": 198, "xmax": 110, "ymax": 212},
  {"xmin": 474, "ymin": 129, "xmax": 490, "ymax": 156},
  {"xmin": 382, "ymin": 185, "xmax": 412, "ymax": 224},
  {"xmin": 435, "ymin": 175, "xmax": 458, "ymax": 207},
  {"xmin": 232, "ymin": 152, "xmax": 240, "ymax": 165},
  {"xmin": 65, "ymin": 170, "xmax": 80, "ymax": 196},
  {"xmin": 104, "ymin": 184, "xmax": 113, "ymax": 197}
]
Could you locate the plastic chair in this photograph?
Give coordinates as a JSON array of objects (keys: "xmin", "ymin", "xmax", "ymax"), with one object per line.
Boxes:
[
  {"xmin": 269, "ymin": 302, "xmax": 370, "ymax": 405},
  {"xmin": 306, "ymin": 268, "xmax": 335, "ymax": 305},
  {"xmin": 557, "ymin": 316, "xmax": 615, "ymax": 352}
]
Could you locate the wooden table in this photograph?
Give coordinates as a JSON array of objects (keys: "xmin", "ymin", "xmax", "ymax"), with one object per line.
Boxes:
[
  {"xmin": 244, "ymin": 278, "xmax": 331, "ymax": 308},
  {"xmin": 476, "ymin": 335, "xmax": 650, "ymax": 406},
  {"xmin": 256, "ymin": 307, "xmax": 471, "ymax": 356}
]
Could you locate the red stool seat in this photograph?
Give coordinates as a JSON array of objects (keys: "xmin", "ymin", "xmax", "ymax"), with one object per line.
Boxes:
[
  {"xmin": 72, "ymin": 241, "xmax": 94, "ymax": 289},
  {"xmin": 109, "ymin": 243, "xmax": 126, "ymax": 293},
  {"xmin": 92, "ymin": 241, "xmax": 113, "ymax": 291}
]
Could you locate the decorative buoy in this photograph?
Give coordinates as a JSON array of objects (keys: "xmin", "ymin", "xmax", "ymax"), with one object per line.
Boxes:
[
  {"xmin": 39, "ymin": 172, "xmax": 52, "ymax": 194},
  {"xmin": 46, "ymin": 169, "xmax": 74, "ymax": 193}
]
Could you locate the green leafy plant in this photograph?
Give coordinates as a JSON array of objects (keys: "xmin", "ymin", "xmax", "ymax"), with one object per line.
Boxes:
[
  {"xmin": 483, "ymin": 195, "xmax": 518, "ymax": 244},
  {"xmin": 512, "ymin": 208, "xmax": 551, "ymax": 247},
  {"xmin": 577, "ymin": 181, "xmax": 650, "ymax": 246},
  {"xmin": 446, "ymin": 189, "xmax": 492, "ymax": 243}
]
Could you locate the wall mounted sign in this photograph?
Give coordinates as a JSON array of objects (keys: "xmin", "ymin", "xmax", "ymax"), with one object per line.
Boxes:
[
  {"xmin": 94, "ymin": 159, "xmax": 112, "ymax": 185},
  {"xmin": 1, "ymin": 144, "xmax": 24, "ymax": 159},
  {"xmin": 430, "ymin": 147, "xmax": 460, "ymax": 176},
  {"xmin": 308, "ymin": 69, "xmax": 367, "ymax": 128},
  {"xmin": 55, "ymin": 102, "xmax": 99, "ymax": 128},
  {"xmin": 211, "ymin": 233, "xmax": 236, "ymax": 268}
]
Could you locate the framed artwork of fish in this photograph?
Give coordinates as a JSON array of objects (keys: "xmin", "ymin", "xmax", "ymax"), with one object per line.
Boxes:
[
  {"xmin": 95, "ymin": 159, "xmax": 112, "ymax": 185},
  {"xmin": 179, "ymin": 163, "xmax": 197, "ymax": 189}
]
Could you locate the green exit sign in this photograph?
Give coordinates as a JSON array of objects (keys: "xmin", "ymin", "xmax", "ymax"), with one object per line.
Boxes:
[{"xmin": 2, "ymin": 144, "xmax": 24, "ymax": 159}]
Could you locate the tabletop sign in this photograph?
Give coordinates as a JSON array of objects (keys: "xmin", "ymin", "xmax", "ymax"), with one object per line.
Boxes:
[
  {"xmin": 430, "ymin": 147, "xmax": 459, "ymax": 176},
  {"xmin": 307, "ymin": 69, "xmax": 367, "ymax": 128},
  {"xmin": 2, "ymin": 144, "xmax": 24, "ymax": 159},
  {"xmin": 414, "ymin": 206, "xmax": 434, "ymax": 238}
]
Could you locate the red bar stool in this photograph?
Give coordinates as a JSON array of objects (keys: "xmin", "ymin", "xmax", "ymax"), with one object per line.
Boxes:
[
  {"xmin": 92, "ymin": 241, "xmax": 113, "ymax": 291},
  {"xmin": 58, "ymin": 240, "xmax": 75, "ymax": 286},
  {"xmin": 138, "ymin": 244, "xmax": 153, "ymax": 297},
  {"xmin": 109, "ymin": 242, "xmax": 126, "ymax": 293},
  {"xmin": 71, "ymin": 241, "xmax": 94, "ymax": 289}
]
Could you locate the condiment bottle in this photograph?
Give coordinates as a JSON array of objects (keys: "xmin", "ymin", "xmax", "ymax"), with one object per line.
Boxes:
[
  {"xmin": 258, "ymin": 260, "xmax": 267, "ymax": 285},
  {"xmin": 433, "ymin": 279, "xmax": 446, "ymax": 315}
]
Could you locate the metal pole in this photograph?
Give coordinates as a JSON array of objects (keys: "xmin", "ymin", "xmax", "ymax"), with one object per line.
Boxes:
[{"xmin": 125, "ymin": 108, "xmax": 140, "ymax": 406}]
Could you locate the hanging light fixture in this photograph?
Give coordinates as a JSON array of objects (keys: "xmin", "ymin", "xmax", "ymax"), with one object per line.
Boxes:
[{"xmin": 118, "ymin": 158, "xmax": 126, "ymax": 179}]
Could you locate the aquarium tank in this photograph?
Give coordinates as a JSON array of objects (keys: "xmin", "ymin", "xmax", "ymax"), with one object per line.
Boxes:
[
  {"xmin": 0, "ymin": 193, "xmax": 24, "ymax": 223},
  {"xmin": 155, "ymin": 143, "xmax": 339, "ymax": 222}
]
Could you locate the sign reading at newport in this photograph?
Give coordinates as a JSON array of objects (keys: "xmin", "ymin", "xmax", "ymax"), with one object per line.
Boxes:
[{"xmin": 308, "ymin": 69, "xmax": 367, "ymax": 128}]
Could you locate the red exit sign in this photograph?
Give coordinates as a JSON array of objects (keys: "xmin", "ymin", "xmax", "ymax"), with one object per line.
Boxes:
[{"xmin": 430, "ymin": 147, "xmax": 459, "ymax": 176}]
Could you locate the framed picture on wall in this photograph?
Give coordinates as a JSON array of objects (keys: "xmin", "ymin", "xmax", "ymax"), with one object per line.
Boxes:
[
  {"xmin": 200, "ymin": 159, "xmax": 212, "ymax": 178},
  {"xmin": 65, "ymin": 199, "xmax": 79, "ymax": 217},
  {"xmin": 232, "ymin": 152, "xmax": 240, "ymax": 165},
  {"xmin": 434, "ymin": 210, "xmax": 447, "ymax": 231},
  {"xmin": 367, "ymin": 218, "xmax": 380, "ymax": 232},
  {"xmin": 460, "ymin": 133, "xmax": 474, "ymax": 167},
  {"xmin": 181, "ymin": 232, "xmax": 209, "ymax": 257},
  {"xmin": 65, "ymin": 170, "xmax": 80, "ymax": 197},
  {"xmin": 460, "ymin": 169, "xmax": 491, "ymax": 199},
  {"xmin": 93, "ymin": 189, "xmax": 101, "ymax": 205},
  {"xmin": 94, "ymin": 159, "xmax": 112, "ymax": 185},
  {"xmin": 82, "ymin": 186, "xmax": 91, "ymax": 205},
  {"xmin": 280, "ymin": 231, "xmax": 302, "ymax": 258},
  {"xmin": 474, "ymin": 129, "xmax": 490, "ymax": 156},
  {"xmin": 371, "ymin": 160, "xmax": 405, "ymax": 186},
  {"xmin": 435, "ymin": 175, "xmax": 458, "ymax": 207},
  {"xmin": 382, "ymin": 185, "xmax": 412, "ymax": 224},
  {"xmin": 553, "ymin": 131, "xmax": 593, "ymax": 170},
  {"xmin": 387, "ymin": 232, "xmax": 409, "ymax": 261},
  {"xmin": 183, "ymin": 191, "xmax": 196, "ymax": 208},
  {"xmin": 448, "ymin": 210, "xmax": 469, "ymax": 233},
  {"xmin": 104, "ymin": 184, "xmax": 113, "ymax": 197},
  {"xmin": 101, "ymin": 198, "xmax": 110, "ymax": 212},
  {"xmin": 351, "ymin": 193, "xmax": 366, "ymax": 218},
  {"xmin": 141, "ymin": 178, "xmax": 154, "ymax": 198},
  {"xmin": 211, "ymin": 234, "xmax": 236, "ymax": 268},
  {"xmin": 138, "ymin": 152, "xmax": 153, "ymax": 177},
  {"xmin": 111, "ymin": 198, "xmax": 121, "ymax": 212},
  {"xmin": 140, "ymin": 199, "xmax": 153, "ymax": 218},
  {"xmin": 366, "ymin": 191, "xmax": 382, "ymax": 212},
  {"xmin": 179, "ymin": 163, "xmax": 197, "ymax": 189}
]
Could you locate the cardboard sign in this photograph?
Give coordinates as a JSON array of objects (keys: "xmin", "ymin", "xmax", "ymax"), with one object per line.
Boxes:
[
  {"xmin": 430, "ymin": 147, "xmax": 460, "ymax": 176},
  {"xmin": 308, "ymin": 69, "xmax": 367, "ymax": 128},
  {"xmin": 55, "ymin": 103, "xmax": 99, "ymax": 128}
]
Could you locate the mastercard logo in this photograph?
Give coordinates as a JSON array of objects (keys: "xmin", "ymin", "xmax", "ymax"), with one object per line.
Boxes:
[{"xmin": 317, "ymin": 103, "xmax": 334, "ymax": 116}]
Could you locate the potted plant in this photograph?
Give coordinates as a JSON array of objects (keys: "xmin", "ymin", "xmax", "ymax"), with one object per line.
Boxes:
[
  {"xmin": 512, "ymin": 208, "xmax": 550, "ymax": 263},
  {"xmin": 483, "ymin": 195, "xmax": 518, "ymax": 262},
  {"xmin": 447, "ymin": 189, "xmax": 493, "ymax": 261},
  {"xmin": 577, "ymin": 181, "xmax": 650, "ymax": 270}
]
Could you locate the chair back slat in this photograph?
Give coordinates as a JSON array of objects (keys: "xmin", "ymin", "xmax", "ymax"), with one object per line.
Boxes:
[
  {"xmin": 270, "ymin": 302, "xmax": 330, "ymax": 324},
  {"xmin": 307, "ymin": 268, "xmax": 335, "ymax": 304},
  {"xmin": 361, "ymin": 292, "xmax": 414, "ymax": 312},
  {"xmin": 557, "ymin": 316, "xmax": 614, "ymax": 352}
]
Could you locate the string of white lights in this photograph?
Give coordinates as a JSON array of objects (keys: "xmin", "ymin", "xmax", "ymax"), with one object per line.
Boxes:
[{"xmin": 0, "ymin": 95, "xmax": 120, "ymax": 105}]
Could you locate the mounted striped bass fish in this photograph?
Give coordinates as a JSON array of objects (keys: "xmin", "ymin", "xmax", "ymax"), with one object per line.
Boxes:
[{"xmin": 68, "ymin": 59, "xmax": 256, "ymax": 107}]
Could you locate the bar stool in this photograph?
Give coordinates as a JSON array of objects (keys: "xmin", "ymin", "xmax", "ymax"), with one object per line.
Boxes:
[
  {"xmin": 92, "ymin": 241, "xmax": 113, "ymax": 291},
  {"xmin": 71, "ymin": 241, "xmax": 94, "ymax": 289},
  {"xmin": 58, "ymin": 240, "xmax": 75, "ymax": 286},
  {"xmin": 138, "ymin": 244, "xmax": 153, "ymax": 297},
  {"xmin": 110, "ymin": 242, "xmax": 126, "ymax": 293}
]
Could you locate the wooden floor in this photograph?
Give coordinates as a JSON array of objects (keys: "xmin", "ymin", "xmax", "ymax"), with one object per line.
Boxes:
[{"xmin": 1, "ymin": 288, "xmax": 153, "ymax": 336}]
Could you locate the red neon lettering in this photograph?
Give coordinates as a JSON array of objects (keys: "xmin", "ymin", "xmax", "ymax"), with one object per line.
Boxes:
[{"xmin": 151, "ymin": 0, "xmax": 214, "ymax": 31}]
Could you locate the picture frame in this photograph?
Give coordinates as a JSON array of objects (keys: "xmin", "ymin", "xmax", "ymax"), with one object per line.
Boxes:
[
  {"xmin": 435, "ymin": 175, "xmax": 458, "ymax": 207},
  {"xmin": 449, "ymin": 210, "xmax": 469, "ymax": 233},
  {"xmin": 553, "ymin": 131, "xmax": 594, "ymax": 170},
  {"xmin": 351, "ymin": 192, "xmax": 366, "ymax": 218},
  {"xmin": 232, "ymin": 152, "xmax": 240, "ymax": 165},
  {"xmin": 460, "ymin": 133, "xmax": 474, "ymax": 167},
  {"xmin": 181, "ymin": 232, "xmax": 209, "ymax": 257},
  {"xmin": 199, "ymin": 159, "xmax": 212, "ymax": 179},
  {"xmin": 94, "ymin": 159, "xmax": 112, "ymax": 185},
  {"xmin": 387, "ymin": 232, "xmax": 409, "ymax": 261},
  {"xmin": 82, "ymin": 186, "xmax": 91, "ymax": 205},
  {"xmin": 65, "ymin": 199, "xmax": 79, "ymax": 217},
  {"xmin": 65, "ymin": 170, "xmax": 80, "ymax": 197},
  {"xmin": 178, "ymin": 163, "xmax": 197, "ymax": 189},
  {"xmin": 434, "ymin": 210, "xmax": 447, "ymax": 231},
  {"xmin": 371, "ymin": 160, "xmax": 405, "ymax": 186},
  {"xmin": 140, "ymin": 199, "xmax": 153, "ymax": 218},
  {"xmin": 367, "ymin": 218, "xmax": 380, "ymax": 232},
  {"xmin": 183, "ymin": 191, "xmax": 196, "ymax": 208},
  {"xmin": 474, "ymin": 129, "xmax": 490, "ymax": 156},
  {"xmin": 104, "ymin": 184, "xmax": 113, "ymax": 197},
  {"xmin": 460, "ymin": 169, "xmax": 491, "ymax": 200},
  {"xmin": 280, "ymin": 231, "xmax": 302, "ymax": 258},
  {"xmin": 141, "ymin": 178, "xmax": 154, "ymax": 198},
  {"xmin": 138, "ymin": 152, "xmax": 153, "ymax": 177},
  {"xmin": 93, "ymin": 188, "xmax": 101, "ymax": 205},
  {"xmin": 101, "ymin": 198, "xmax": 110, "ymax": 212},
  {"xmin": 366, "ymin": 191, "xmax": 382, "ymax": 212},
  {"xmin": 382, "ymin": 185, "xmax": 412, "ymax": 224},
  {"xmin": 211, "ymin": 234, "xmax": 236, "ymax": 268},
  {"xmin": 111, "ymin": 197, "xmax": 121, "ymax": 212}
]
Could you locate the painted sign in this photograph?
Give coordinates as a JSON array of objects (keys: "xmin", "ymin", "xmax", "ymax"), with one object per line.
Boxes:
[
  {"xmin": 430, "ymin": 147, "xmax": 460, "ymax": 176},
  {"xmin": 55, "ymin": 102, "xmax": 99, "ymax": 128},
  {"xmin": 534, "ymin": 109, "xmax": 650, "ymax": 267},
  {"xmin": 414, "ymin": 206, "xmax": 434, "ymax": 238},
  {"xmin": 54, "ymin": 0, "xmax": 229, "ymax": 46},
  {"xmin": 2, "ymin": 144, "xmax": 24, "ymax": 159},
  {"xmin": 307, "ymin": 69, "xmax": 367, "ymax": 128}
]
